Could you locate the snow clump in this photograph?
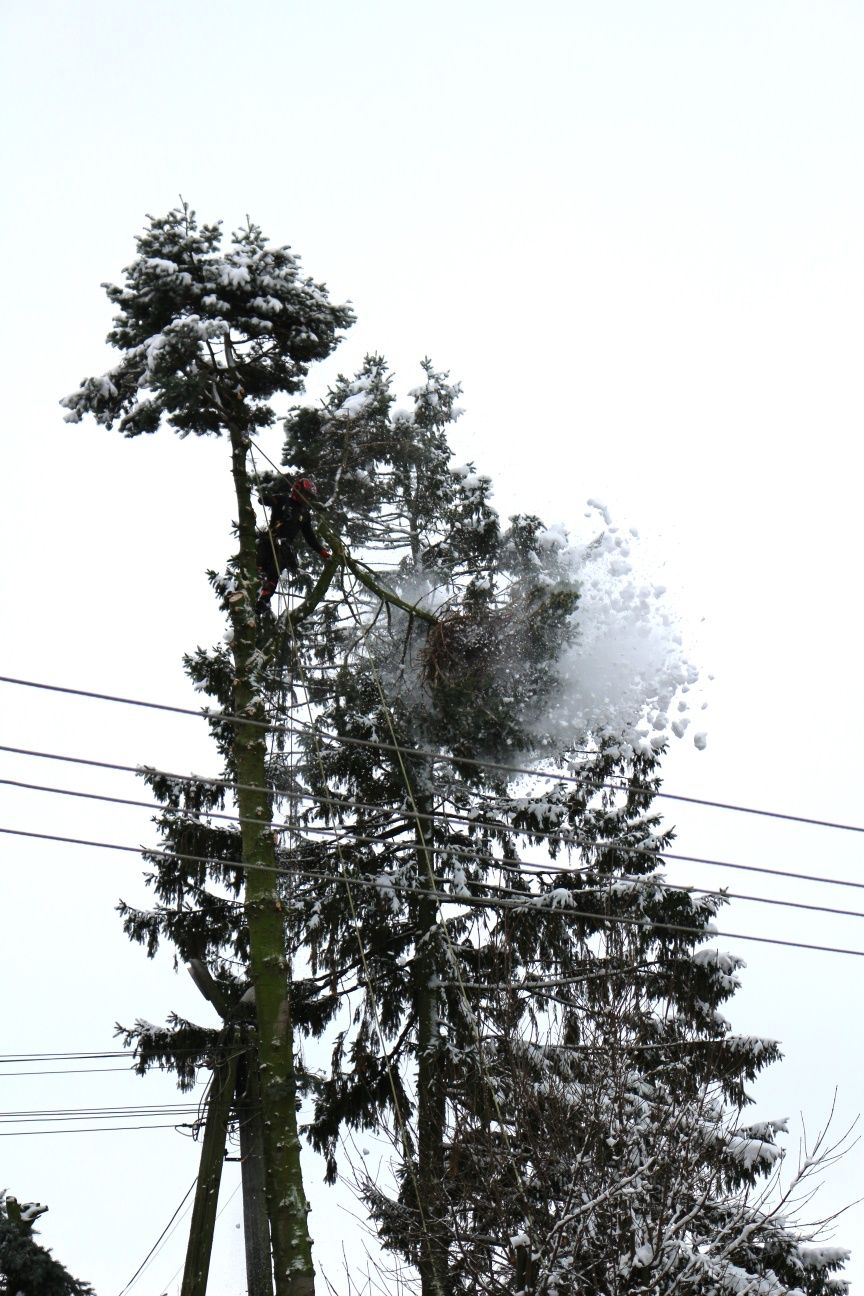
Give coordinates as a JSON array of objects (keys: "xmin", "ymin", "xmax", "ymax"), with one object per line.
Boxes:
[{"xmin": 531, "ymin": 501, "xmax": 706, "ymax": 756}]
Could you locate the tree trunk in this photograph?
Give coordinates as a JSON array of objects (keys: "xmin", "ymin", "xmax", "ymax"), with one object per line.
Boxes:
[
  {"xmin": 237, "ymin": 1048, "xmax": 275, "ymax": 1296},
  {"xmin": 229, "ymin": 425, "xmax": 315, "ymax": 1296},
  {"xmin": 412, "ymin": 793, "xmax": 450, "ymax": 1296}
]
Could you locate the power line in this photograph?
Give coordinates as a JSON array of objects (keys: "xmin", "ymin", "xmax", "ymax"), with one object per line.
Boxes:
[
  {"xmin": 0, "ymin": 744, "xmax": 822, "ymax": 881},
  {"xmin": 4, "ymin": 673, "xmax": 863, "ymax": 835},
  {"xmin": 3, "ymin": 813, "xmax": 854, "ymax": 932},
  {"xmin": 9, "ymin": 757, "xmax": 864, "ymax": 902},
  {"xmin": 0, "ymin": 1112, "xmax": 200, "ymax": 1125},
  {"xmin": 3, "ymin": 822, "xmax": 864, "ymax": 960},
  {"xmin": 0, "ymin": 1066, "xmax": 136, "ymax": 1077},
  {"xmin": 0, "ymin": 1050, "xmax": 205, "ymax": 1063},
  {"xmin": 4, "ymin": 774, "xmax": 864, "ymax": 926},
  {"xmin": 0, "ymin": 820, "xmax": 830, "ymax": 935},
  {"xmin": 288, "ymin": 711, "xmax": 864, "ymax": 835},
  {"xmin": 0, "ymin": 1122, "xmax": 194, "ymax": 1137},
  {"xmin": 0, "ymin": 1105, "xmax": 198, "ymax": 1115},
  {"xmin": 0, "ymin": 1051, "xmax": 130, "ymax": 1061},
  {"xmin": 0, "ymin": 674, "xmax": 220, "ymax": 721},
  {"xmin": 5, "ymin": 741, "xmax": 864, "ymax": 898},
  {"xmin": 117, "ymin": 1176, "xmax": 198, "ymax": 1296}
]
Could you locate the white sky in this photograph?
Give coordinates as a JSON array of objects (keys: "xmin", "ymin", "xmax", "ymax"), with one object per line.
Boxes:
[{"xmin": 1, "ymin": 1, "xmax": 863, "ymax": 1291}]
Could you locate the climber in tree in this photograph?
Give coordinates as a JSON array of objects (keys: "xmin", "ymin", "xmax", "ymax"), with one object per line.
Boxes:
[{"xmin": 255, "ymin": 475, "xmax": 332, "ymax": 609}]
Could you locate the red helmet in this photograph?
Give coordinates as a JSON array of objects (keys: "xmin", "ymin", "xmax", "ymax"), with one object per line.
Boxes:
[{"xmin": 291, "ymin": 476, "xmax": 317, "ymax": 502}]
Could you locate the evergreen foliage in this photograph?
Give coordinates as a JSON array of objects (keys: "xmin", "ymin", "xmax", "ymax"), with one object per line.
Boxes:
[
  {"xmin": 0, "ymin": 1196, "xmax": 94, "ymax": 1296},
  {"xmin": 265, "ymin": 354, "xmax": 849, "ymax": 1295},
  {"xmin": 61, "ymin": 203, "xmax": 353, "ymax": 438}
]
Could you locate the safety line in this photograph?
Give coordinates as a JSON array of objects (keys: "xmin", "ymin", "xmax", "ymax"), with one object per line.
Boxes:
[
  {"xmin": 252, "ymin": 450, "xmax": 434, "ymax": 1248},
  {"xmin": 156, "ymin": 1178, "xmax": 243, "ymax": 1296}
]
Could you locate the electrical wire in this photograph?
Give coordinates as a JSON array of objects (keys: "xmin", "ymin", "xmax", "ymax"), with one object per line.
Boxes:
[
  {"xmin": 0, "ymin": 1103, "xmax": 200, "ymax": 1118},
  {"xmin": 0, "ymin": 1050, "xmax": 212, "ymax": 1063},
  {"xmin": 6, "ymin": 756, "xmax": 864, "ymax": 912},
  {"xmin": 7, "ymin": 743, "xmax": 864, "ymax": 900},
  {"xmin": 0, "ymin": 1123, "xmax": 194, "ymax": 1138},
  {"xmin": 3, "ymin": 673, "xmax": 862, "ymax": 835},
  {"xmin": 4, "ymin": 780, "xmax": 864, "ymax": 927},
  {"xmin": 3, "ymin": 822, "xmax": 864, "ymax": 956},
  {"xmin": 0, "ymin": 1066, "xmax": 137, "ymax": 1077},
  {"xmin": 116, "ymin": 1176, "xmax": 198, "ymax": 1296},
  {"xmin": 0, "ymin": 1113, "xmax": 199, "ymax": 1125}
]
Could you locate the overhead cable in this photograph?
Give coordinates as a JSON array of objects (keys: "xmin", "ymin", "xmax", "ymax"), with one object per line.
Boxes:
[
  {"xmin": 2, "ymin": 674, "xmax": 862, "ymax": 835},
  {"xmin": 3, "ymin": 777, "xmax": 864, "ymax": 925},
  {"xmin": 6, "ymin": 756, "xmax": 864, "ymax": 902},
  {"xmin": 0, "ymin": 1122, "xmax": 193, "ymax": 1137},
  {"xmin": 0, "ymin": 1065, "xmax": 137, "ymax": 1077},
  {"xmin": 2, "ymin": 823, "xmax": 864, "ymax": 959},
  {"xmin": 116, "ymin": 1176, "xmax": 198, "ymax": 1296},
  {"xmin": 4, "ymin": 742, "xmax": 863, "ymax": 897}
]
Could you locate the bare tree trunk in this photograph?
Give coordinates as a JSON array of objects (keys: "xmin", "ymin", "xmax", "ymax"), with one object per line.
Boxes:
[
  {"xmin": 229, "ymin": 424, "xmax": 315, "ymax": 1296},
  {"xmin": 238, "ymin": 1049, "xmax": 275, "ymax": 1296},
  {"xmin": 412, "ymin": 793, "xmax": 450, "ymax": 1296}
]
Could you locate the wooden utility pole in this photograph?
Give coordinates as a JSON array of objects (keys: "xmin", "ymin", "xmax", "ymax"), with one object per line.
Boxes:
[
  {"xmin": 181, "ymin": 1050, "xmax": 239, "ymax": 1296},
  {"xmin": 183, "ymin": 962, "xmax": 274, "ymax": 1296}
]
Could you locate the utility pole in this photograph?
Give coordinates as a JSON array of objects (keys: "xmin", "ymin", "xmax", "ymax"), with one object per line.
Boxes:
[
  {"xmin": 181, "ymin": 1049, "xmax": 239, "ymax": 1296},
  {"xmin": 184, "ymin": 960, "xmax": 274, "ymax": 1296}
]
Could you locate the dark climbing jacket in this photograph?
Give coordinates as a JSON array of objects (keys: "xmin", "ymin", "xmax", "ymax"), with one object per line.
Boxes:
[
  {"xmin": 259, "ymin": 482, "xmax": 327, "ymax": 556},
  {"xmin": 256, "ymin": 481, "xmax": 331, "ymax": 605}
]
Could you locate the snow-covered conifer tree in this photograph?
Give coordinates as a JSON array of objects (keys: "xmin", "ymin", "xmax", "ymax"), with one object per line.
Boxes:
[
  {"xmin": 63, "ymin": 202, "xmax": 353, "ymax": 1296},
  {"xmin": 247, "ymin": 357, "xmax": 849, "ymax": 1296},
  {"xmin": 0, "ymin": 1195, "xmax": 94, "ymax": 1296}
]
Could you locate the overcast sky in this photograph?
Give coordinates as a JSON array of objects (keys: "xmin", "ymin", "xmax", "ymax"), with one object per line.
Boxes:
[{"xmin": 1, "ymin": 2, "xmax": 863, "ymax": 1292}]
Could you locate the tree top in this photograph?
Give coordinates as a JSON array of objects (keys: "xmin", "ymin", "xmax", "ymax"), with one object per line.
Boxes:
[{"xmin": 61, "ymin": 202, "xmax": 354, "ymax": 438}]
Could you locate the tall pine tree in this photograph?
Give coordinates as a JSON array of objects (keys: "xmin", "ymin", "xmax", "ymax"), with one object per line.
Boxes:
[{"xmin": 62, "ymin": 202, "xmax": 353, "ymax": 1296}]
